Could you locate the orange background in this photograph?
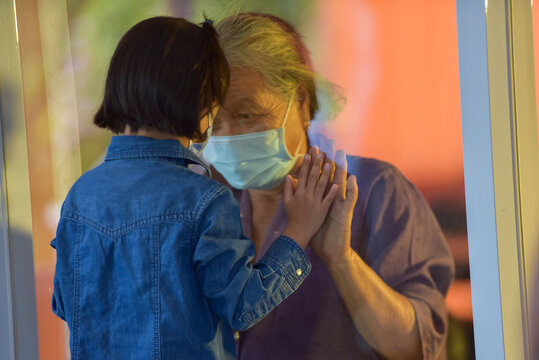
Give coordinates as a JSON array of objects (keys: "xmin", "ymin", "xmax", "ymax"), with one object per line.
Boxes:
[{"xmin": 314, "ymin": 0, "xmax": 463, "ymax": 196}]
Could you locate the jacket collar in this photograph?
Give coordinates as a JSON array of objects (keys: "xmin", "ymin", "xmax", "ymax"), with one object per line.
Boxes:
[{"xmin": 105, "ymin": 135, "xmax": 210, "ymax": 174}]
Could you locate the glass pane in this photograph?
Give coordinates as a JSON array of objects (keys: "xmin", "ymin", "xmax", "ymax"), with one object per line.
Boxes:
[
  {"xmin": 35, "ymin": 0, "xmax": 473, "ymax": 358},
  {"xmin": 306, "ymin": 2, "xmax": 472, "ymax": 358}
]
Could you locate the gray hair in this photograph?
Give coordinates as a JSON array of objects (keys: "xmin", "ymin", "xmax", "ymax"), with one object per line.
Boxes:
[{"xmin": 216, "ymin": 12, "xmax": 344, "ymax": 121}]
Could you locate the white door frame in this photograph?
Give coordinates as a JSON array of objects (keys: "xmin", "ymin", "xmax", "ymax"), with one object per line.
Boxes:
[{"xmin": 456, "ymin": 0, "xmax": 539, "ymax": 358}]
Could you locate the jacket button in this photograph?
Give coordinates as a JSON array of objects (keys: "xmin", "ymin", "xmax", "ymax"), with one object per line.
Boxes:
[
  {"xmin": 296, "ymin": 268, "xmax": 302, "ymax": 276},
  {"xmin": 234, "ymin": 331, "xmax": 240, "ymax": 342}
]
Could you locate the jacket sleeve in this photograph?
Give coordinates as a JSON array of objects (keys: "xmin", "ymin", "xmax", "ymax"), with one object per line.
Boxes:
[
  {"xmin": 359, "ymin": 164, "xmax": 455, "ymax": 360},
  {"xmin": 50, "ymin": 237, "xmax": 66, "ymax": 321},
  {"xmin": 50, "ymin": 201, "xmax": 73, "ymax": 323},
  {"xmin": 192, "ymin": 187, "xmax": 311, "ymax": 331}
]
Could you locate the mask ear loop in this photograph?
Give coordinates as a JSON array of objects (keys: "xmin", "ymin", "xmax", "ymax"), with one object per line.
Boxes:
[
  {"xmin": 198, "ymin": 110, "xmax": 213, "ymax": 153},
  {"xmin": 280, "ymin": 93, "xmax": 294, "ymax": 128},
  {"xmin": 280, "ymin": 93, "xmax": 305, "ymax": 157},
  {"xmin": 292, "ymin": 130, "xmax": 305, "ymax": 157},
  {"xmin": 189, "ymin": 110, "xmax": 213, "ymax": 154},
  {"xmin": 207, "ymin": 110, "xmax": 213, "ymax": 137}
]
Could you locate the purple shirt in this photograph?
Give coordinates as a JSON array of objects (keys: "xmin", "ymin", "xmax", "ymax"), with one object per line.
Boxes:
[{"xmin": 233, "ymin": 156, "xmax": 455, "ymax": 360}]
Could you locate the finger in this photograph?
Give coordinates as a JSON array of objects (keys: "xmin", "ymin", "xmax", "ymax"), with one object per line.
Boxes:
[
  {"xmin": 328, "ymin": 142, "xmax": 336, "ymax": 186},
  {"xmin": 296, "ymin": 154, "xmax": 311, "ymax": 191},
  {"xmin": 315, "ymin": 162, "xmax": 333, "ymax": 200},
  {"xmin": 324, "ymin": 157, "xmax": 336, "ymax": 196},
  {"xmin": 322, "ymin": 184, "xmax": 339, "ymax": 207},
  {"xmin": 333, "ymin": 149, "xmax": 348, "ymax": 200},
  {"xmin": 306, "ymin": 152, "xmax": 324, "ymax": 194},
  {"xmin": 344, "ymin": 175, "xmax": 359, "ymax": 210},
  {"xmin": 308, "ymin": 146, "xmax": 319, "ymax": 161},
  {"xmin": 284, "ymin": 175, "xmax": 294, "ymax": 203}
]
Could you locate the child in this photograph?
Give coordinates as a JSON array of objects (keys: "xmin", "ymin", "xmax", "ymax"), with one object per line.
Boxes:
[{"xmin": 51, "ymin": 16, "xmax": 338, "ymax": 359}]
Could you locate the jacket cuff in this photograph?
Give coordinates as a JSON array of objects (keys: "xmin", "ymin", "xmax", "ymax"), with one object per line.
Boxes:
[{"xmin": 260, "ymin": 235, "xmax": 311, "ymax": 289}]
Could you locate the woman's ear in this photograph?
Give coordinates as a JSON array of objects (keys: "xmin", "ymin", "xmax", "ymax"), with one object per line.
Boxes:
[{"xmin": 297, "ymin": 86, "xmax": 311, "ymax": 130}]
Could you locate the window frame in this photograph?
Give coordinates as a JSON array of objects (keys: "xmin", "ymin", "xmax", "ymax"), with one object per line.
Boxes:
[{"xmin": 456, "ymin": 0, "xmax": 539, "ymax": 358}]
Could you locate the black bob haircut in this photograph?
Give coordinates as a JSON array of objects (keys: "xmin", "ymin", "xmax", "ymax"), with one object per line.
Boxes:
[{"xmin": 94, "ymin": 16, "xmax": 229, "ymax": 139}]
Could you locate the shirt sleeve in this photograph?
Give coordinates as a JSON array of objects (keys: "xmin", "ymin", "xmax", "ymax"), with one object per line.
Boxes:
[
  {"xmin": 359, "ymin": 164, "xmax": 455, "ymax": 360},
  {"xmin": 193, "ymin": 187, "xmax": 311, "ymax": 331}
]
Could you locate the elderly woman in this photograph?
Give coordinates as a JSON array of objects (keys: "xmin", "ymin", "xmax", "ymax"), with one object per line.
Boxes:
[{"xmin": 202, "ymin": 13, "xmax": 454, "ymax": 360}]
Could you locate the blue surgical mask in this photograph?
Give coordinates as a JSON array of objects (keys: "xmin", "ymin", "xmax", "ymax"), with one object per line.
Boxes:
[{"xmin": 203, "ymin": 96, "xmax": 303, "ymax": 190}]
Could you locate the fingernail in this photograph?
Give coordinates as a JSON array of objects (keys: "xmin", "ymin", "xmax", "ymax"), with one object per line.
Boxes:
[
  {"xmin": 305, "ymin": 154, "xmax": 310, "ymax": 161},
  {"xmin": 324, "ymin": 163, "xmax": 331, "ymax": 171}
]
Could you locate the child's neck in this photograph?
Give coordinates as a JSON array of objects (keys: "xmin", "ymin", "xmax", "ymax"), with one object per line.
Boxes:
[{"xmin": 123, "ymin": 127, "xmax": 189, "ymax": 148}]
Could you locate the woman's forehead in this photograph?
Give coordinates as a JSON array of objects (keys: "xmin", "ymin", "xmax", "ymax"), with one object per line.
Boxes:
[
  {"xmin": 228, "ymin": 68, "xmax": 265, "ymax": 97},
  {"xmin": 226, "ymin": 67, "xmax": 285, "ymax": 108}
]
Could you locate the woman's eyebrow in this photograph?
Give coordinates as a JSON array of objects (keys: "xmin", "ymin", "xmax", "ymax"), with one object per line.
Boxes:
[
  {"xmin": 236, "ymin": 97, "xmax": 262, "ymax": 108},
  {"xmin": 225, "ymin": 97, "xmax": 267, "ymax": 113}
]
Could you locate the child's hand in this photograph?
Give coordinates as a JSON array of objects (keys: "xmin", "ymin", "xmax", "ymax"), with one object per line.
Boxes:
[{"xmin": 282, "ymin": 152, "xmax": 339, "ymax": 249}]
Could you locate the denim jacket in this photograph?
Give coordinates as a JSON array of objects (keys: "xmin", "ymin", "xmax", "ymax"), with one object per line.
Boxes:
[{"xmin": 51, "ymin": 136, "xmax": 311, "ymax": 360}]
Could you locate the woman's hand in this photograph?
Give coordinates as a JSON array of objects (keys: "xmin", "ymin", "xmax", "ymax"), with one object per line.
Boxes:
[
  {"xmin": 282, "ymin": 152, "xmax": 339, "ymax": 249},
  {"xmin": 310, "ymin": 150, "xmax": 359, "ymax": 265}
]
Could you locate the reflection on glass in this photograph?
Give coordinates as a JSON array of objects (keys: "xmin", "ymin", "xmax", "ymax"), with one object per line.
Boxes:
[{"xmin": 15, "ymin": 0, "xmax": 81, "ymax": 358}]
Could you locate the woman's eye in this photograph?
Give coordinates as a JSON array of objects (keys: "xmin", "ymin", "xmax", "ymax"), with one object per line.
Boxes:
[{"xmin": 237, "ymin": 112, "xmax": 255, "ymax": 120}]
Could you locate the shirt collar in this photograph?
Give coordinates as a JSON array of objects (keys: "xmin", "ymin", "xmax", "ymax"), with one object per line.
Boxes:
[{"xmin": 104, "ymin": 135, "xmax": 210, "ymax": 174}]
